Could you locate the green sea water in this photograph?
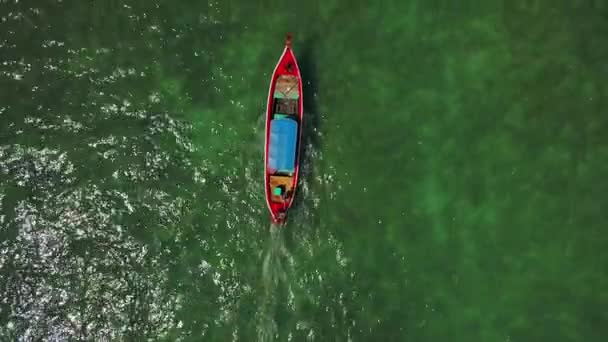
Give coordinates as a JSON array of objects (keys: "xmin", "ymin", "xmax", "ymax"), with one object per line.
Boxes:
[{"xmin": 1, "ymin": 1, "xmax": 607, "ymax": 341}]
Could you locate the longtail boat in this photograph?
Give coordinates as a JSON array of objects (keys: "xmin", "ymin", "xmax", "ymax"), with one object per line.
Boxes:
[{"xmin": 264, "ymin": 33, "xmax": 303, "ymax": 224}]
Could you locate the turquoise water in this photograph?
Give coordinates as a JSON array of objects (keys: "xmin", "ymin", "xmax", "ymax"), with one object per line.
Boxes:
[{"xmin": 1, "ymin": 1, "xmax": 607, "ymax": 340}]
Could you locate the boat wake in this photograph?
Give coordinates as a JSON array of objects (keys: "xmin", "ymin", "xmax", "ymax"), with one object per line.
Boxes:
[{"xmin": 257, "ymin": 223, "xmax": 294, "ymax": 342}]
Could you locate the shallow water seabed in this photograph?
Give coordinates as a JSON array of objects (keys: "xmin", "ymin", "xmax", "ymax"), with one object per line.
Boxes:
[{"xmin": 0, "ymin": 1, "xmax": 607, "ymax": 341}]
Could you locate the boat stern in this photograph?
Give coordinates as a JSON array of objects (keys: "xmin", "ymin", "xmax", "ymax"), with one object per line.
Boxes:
[{"xmin": 271, "ymin": 211, "xmax": 287, "ymax": 225}]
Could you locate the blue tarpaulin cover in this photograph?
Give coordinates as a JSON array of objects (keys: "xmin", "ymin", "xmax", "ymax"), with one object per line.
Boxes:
[{"xmin": 268, "ymin": 118, "xmax": 297, "ymax": 173}]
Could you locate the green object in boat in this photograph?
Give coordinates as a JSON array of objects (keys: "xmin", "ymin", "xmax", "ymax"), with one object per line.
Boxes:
[{"xmin": 273, "ymin": 187, "xmax": 282, "ymax": 196}]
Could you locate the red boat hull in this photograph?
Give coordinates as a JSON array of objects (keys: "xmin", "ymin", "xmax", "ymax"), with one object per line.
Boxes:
[{"xmin": 264, "ymin": 34, "xmax": 303, "ymax": 224}]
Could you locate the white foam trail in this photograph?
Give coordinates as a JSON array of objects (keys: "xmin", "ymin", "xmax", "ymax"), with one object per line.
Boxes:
[{"xmin": 257, "ymin": 223, "xmax": 293, "ymax": 341}]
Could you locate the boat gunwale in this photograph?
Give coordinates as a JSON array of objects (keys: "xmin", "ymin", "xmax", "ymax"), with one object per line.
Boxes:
[{"xmin": 264, "ymin": 38, "xmax": 303, "ymax": 224}]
